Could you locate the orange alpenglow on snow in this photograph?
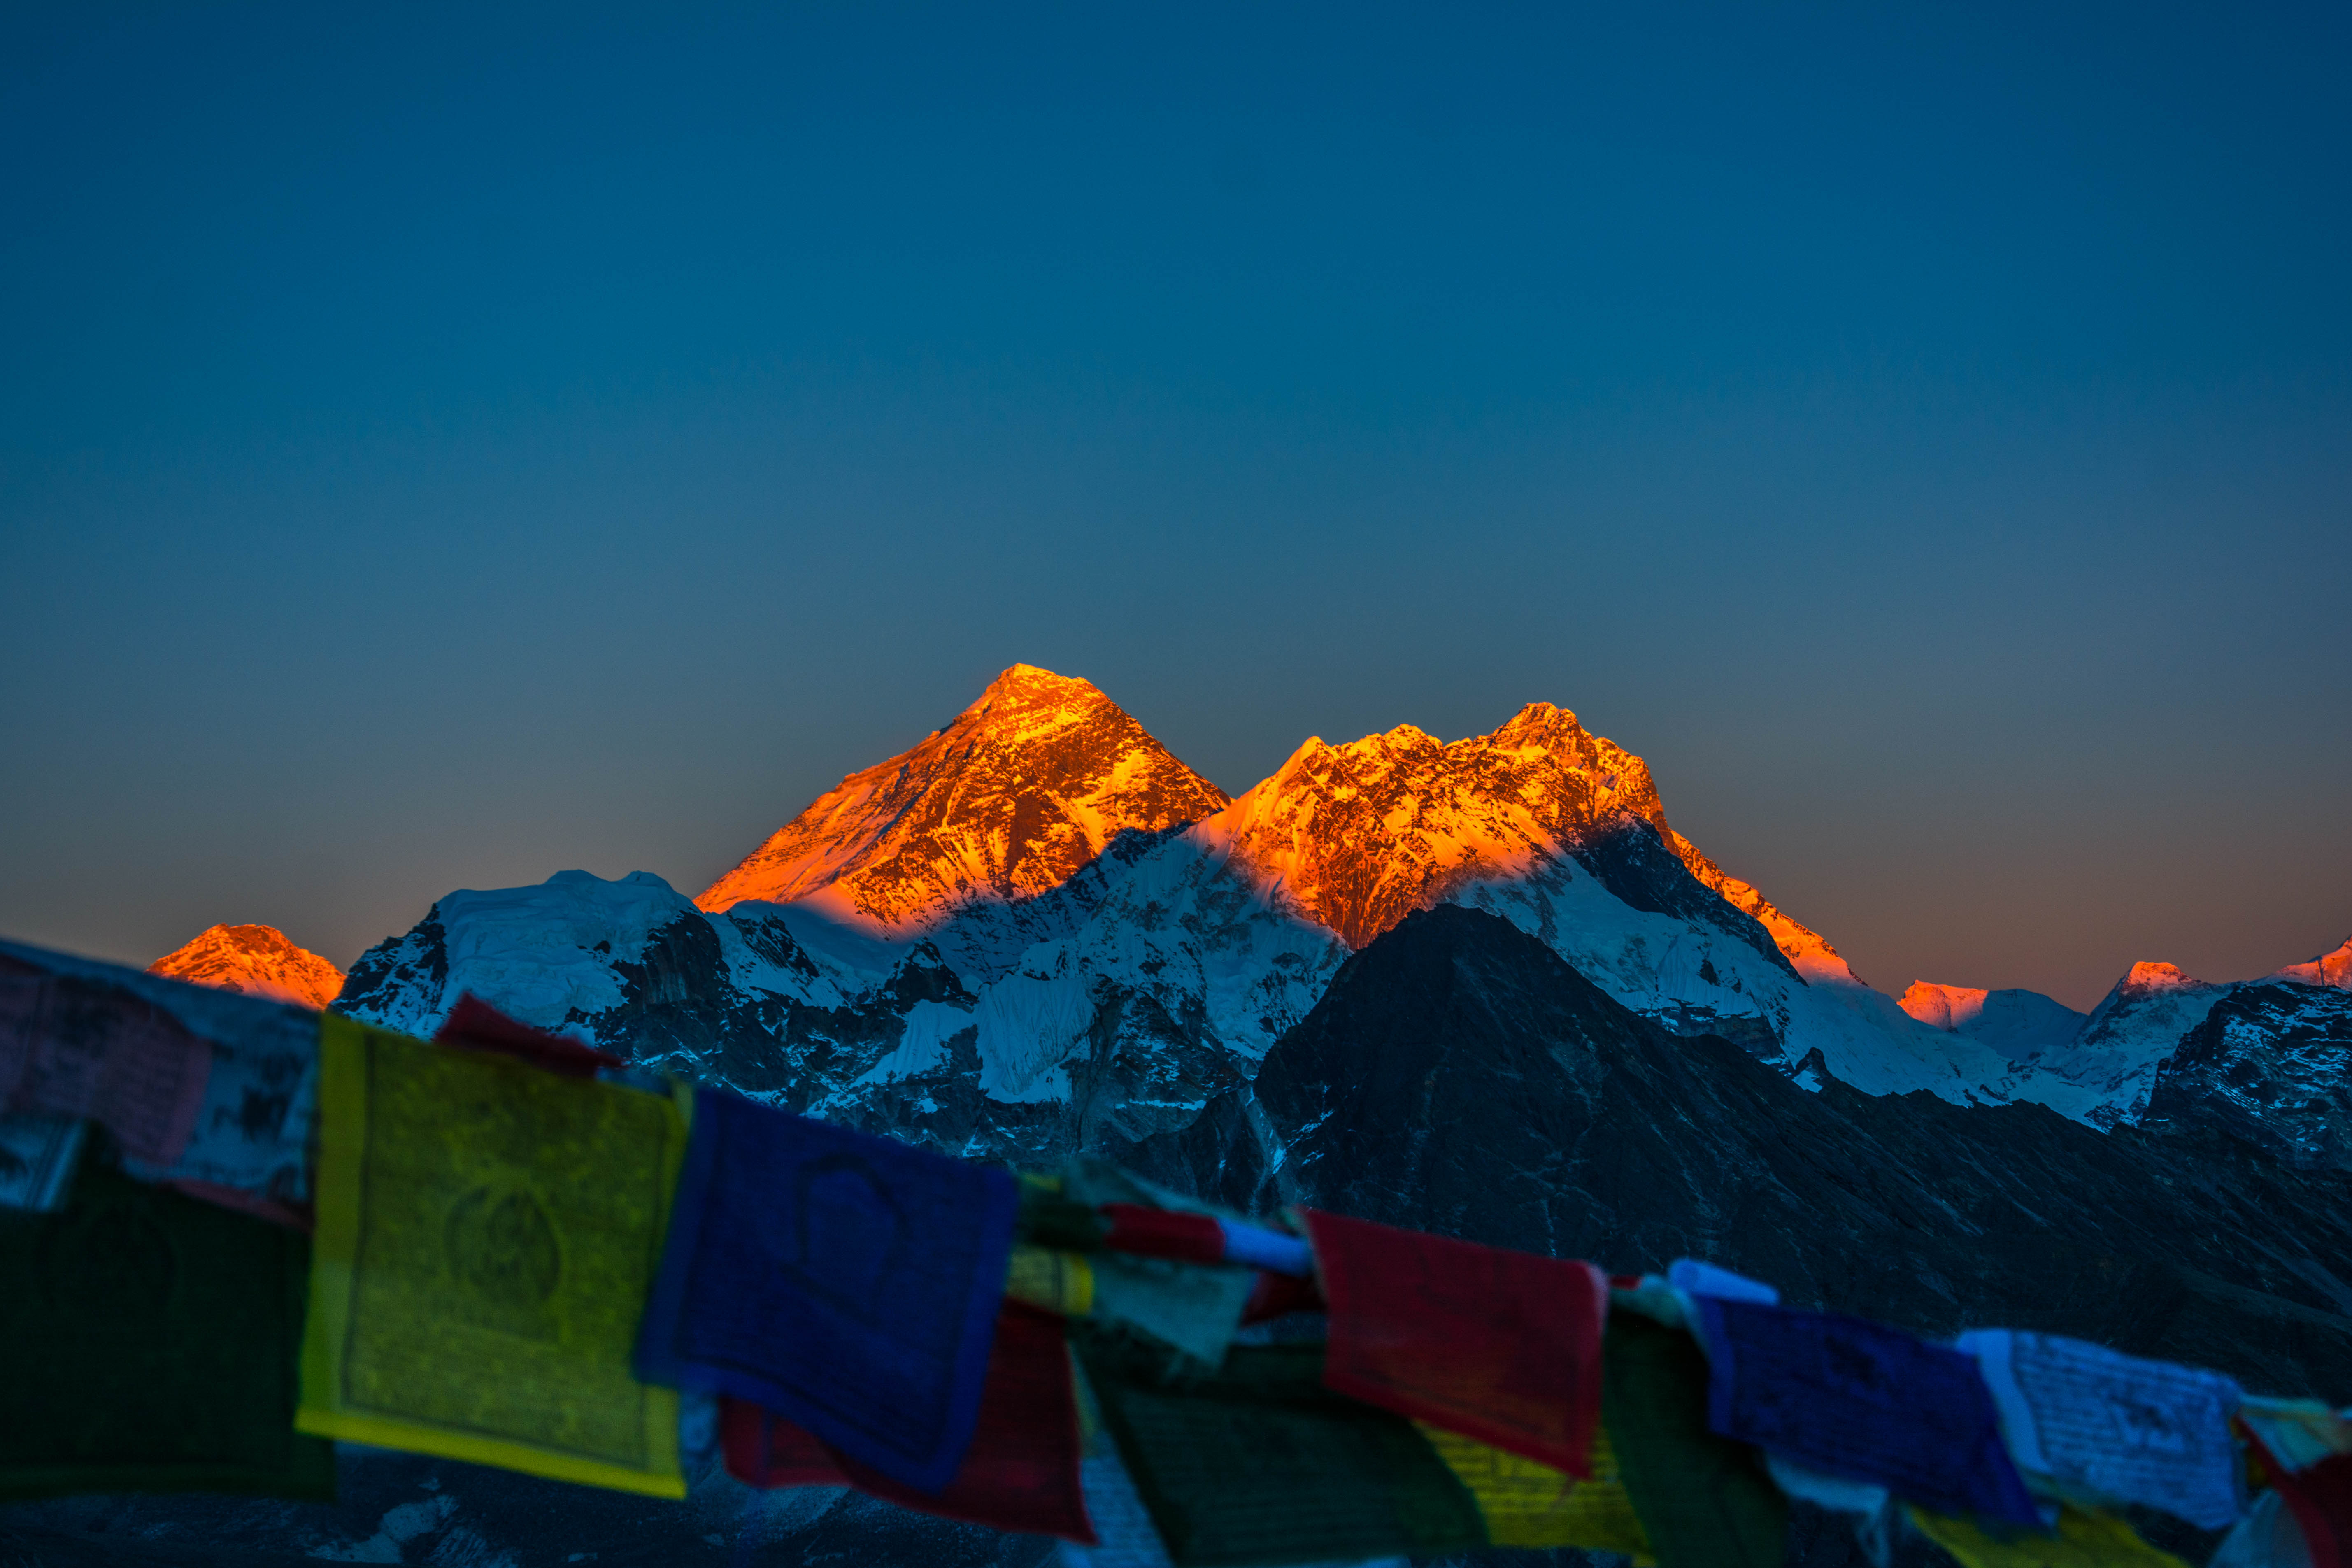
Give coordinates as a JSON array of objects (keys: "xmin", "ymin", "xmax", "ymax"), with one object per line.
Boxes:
[
  {"xmin": 1191, "ymin": 700, "xmax": 1858, "ymax": 977},
  {"xmin": 2273, "ymin": 936, "xmax": 2352, "ymax": 991},
  {"xmin": 696, "ymin": 663, "xmax": 1231, "ymax": 930},
  {"xmin": 1896, "ymin": 982, "xmax": 1994, "ymax": 1031},
  {"xmin": 148, "ymin": 923, "xmax": 346, "ymax": 1009}
]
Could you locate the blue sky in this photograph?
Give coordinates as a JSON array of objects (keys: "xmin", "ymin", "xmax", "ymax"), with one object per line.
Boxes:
[{"xmin": 4, "ymin": 3, "xmax": 2347, "ymax": 1007}]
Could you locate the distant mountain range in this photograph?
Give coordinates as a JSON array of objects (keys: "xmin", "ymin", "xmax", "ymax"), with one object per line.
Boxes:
[
  {"xmin": 155, "ymin": 661, "xmax": 2351, "ymax": 1174},
  {"xmin": 19, "ymin": 676, "xmax": 2348, "ymax": 1568},
  {"xmin": 24, "ymin": 896, "xmax": 2352, "ymax": 1568}
]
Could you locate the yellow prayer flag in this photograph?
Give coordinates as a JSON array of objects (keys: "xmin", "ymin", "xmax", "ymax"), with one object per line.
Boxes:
[
  {"xmin": 1005, "ymin": 1245, "xmax": 1095, "ymax": 1317},
  {"xmin": 297, "ymin": 1017, "xmax": 688, "ymax": 1498},
  {"xmin": 1417, "ymin": 1418, "xmax": 1655, "ymax": 1560},
  {"xmin": 1907, "ymin": 1504, "xmax": 2191, "ymax": 1568}
]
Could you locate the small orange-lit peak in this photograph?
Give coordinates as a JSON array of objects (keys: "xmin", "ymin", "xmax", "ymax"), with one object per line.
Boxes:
[
  {"xmin": 149, "ymin": 923, "xmax": 345, "ymax": 1009},
  {"xmin": 2118, "ymin": 961, "xmax": 2207, "ymax": 996},
  {"xmin": 696, "ymin": 663, "xmax": 1227, "ymax": 922},
  {"xmin": 1898, "ymin": 981, "xmax": 1991, "ymax": 1030},
  {"xmin": 2273, "ymin": 935, "xmax": 2352, "ymax": 991}
]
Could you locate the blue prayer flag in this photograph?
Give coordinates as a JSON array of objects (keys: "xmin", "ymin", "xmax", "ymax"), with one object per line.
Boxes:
[
  {"xmin": 634, "ymin": 1089, "xmax": 1019, "ymax": 1493},
  {"xmin": 1697, "ymin": 1297, "xmax": 2040, "ymax": 1526}
]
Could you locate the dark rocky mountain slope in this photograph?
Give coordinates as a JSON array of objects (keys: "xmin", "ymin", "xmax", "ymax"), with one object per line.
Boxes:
[{"xmin": 1149, "ymin": 905, "xmax": 2352, "ymax": 1400}]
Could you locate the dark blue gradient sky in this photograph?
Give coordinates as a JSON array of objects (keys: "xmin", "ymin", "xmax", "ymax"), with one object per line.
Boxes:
[{"xmin": 4, "ymin": 4, "xmax": 2347, "ymax": 1008}]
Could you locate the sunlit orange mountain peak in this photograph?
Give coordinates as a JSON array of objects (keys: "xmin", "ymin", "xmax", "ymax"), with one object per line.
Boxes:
[
  {"xmin": 148, "ymin": 922, "xmax": 344, "ymax": 1008},
  {"xmin": 2115, "ymin": 960, "xmax": 2208, "ymax": 998},
  {"xmin": 697, "ymin": 663, "xmax": 1230, "ymax": 932},
  {"xmin": 1191, "ymin": 700, "xmax": 1852, "ymax": 979},
  {"xmin": 2273, "ymin": 935, "xmax": 2352, "ymax": 990},
  {"xmin": 1898, "ymin": 981, "xmax": 1993, "ymax": 1029}
]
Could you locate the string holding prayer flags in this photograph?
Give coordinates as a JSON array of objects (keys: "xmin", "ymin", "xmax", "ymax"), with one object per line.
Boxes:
[
  {"xmin": 1602, "ymin": 1306, "xmax": 1786, "ymax": 1568},
  {"xmin": 722, "ymin": 1303, "xmax": 1094, "ymax": 1542},
  {"xmin": 1957, "ymin": 1328, "xmax": 2245, "ymax": 1529},
  {"xmin": 0, "ymin": 940, "xmax": 319, "ymax": 1218},
  {"xmin": 0, "ymin": 1145, "xmax": 333, "ymax": 1502},
  {"xmin": 1696, "ymin": 1296, "xmax": 2042, "ymax": 1527},
  {"xmin": 634, "ymin": 1086, "xmax": 1018, "ymax": 1494},
  {"xmin": 297, "ymin": 1015, "xmax": 688, "ymax": 1498},
  {"xmin": 1304, "ymin": 1207, "xmax": 1609, "ymax": 1477}
]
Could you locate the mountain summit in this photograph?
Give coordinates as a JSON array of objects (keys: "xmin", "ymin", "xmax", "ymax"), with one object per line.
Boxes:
[
  {"xmin": 148, "ymin": 923, "xmax": 344, "ymax": 1008},
  {"xmin": 697, "ymin": 664, "xmax": 1228, "ymax": 935},
  {"xmin": 2274, "ymin": 935, "xmax": 2352, "ymax": 990}
]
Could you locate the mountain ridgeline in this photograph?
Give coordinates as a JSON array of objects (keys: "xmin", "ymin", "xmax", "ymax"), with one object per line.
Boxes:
[
  {"xmin": 321, "ymin": 663, "xmax": 2350, "ymax": 1175},
  {"xmin": 26, "ymin": 665, "xmax": 2350, "ymax": 1568}
]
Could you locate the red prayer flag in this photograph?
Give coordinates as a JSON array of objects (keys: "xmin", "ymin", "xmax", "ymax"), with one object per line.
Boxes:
[
  {"xmin": 432, "ymin": 993, "xmax": 622, "ymax": 1078},
  {"xmin": 1242, "ymin": 1268, "xmax": 1325, "ymax": 1324},
  {"xmin": 721, "ymin": 1303, "xmax": 1095, "ymax": 1543},
  {"xmin": 1098, "ymin": 1202, "xmax": 1227, "ymax": 1265},
  {"xmin": 1303, "ymin": 1207, "xmax": 1609, "ymax": 1477},
  {"xmin": 2250, "ymin": 1435, "xmax": 2352, "ymax": 1567}
]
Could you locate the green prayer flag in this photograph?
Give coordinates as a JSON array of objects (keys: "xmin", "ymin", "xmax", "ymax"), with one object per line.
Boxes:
[
  {"xmin": 1603, "ymin": 1307, "xmax": 1786, "ymax": 1568},
  {"xmin": 1075, "ymin": 1331, "xmax": 1488, "ymax": 1568},
  {"xmin": 0, "ymin": 1148, "xmax": 333, "ymax": 1501}
]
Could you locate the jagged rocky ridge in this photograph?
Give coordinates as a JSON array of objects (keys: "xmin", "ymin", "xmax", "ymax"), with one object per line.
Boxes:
[
  {"xmin": 333, "ymin": 665, "xmax": 2348, "ymax": 1163},
  {"xmin": 18, "ymin": 906, "xmax": 2352, "ymax": 1568}
]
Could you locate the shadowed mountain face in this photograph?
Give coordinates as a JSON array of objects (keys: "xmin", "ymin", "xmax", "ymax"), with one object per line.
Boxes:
[
  {"xmin": 1150, "ymin": 905, "xmax": 2352, "ymax": 1402},
  {"xmin": 2140, "ymin": 981, "xmax": 2352, "ymax": 1171}
]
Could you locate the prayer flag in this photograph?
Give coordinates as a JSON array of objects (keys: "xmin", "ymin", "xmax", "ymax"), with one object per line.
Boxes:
[
  {"xmin": 2212, "ymin": 1491, "xmax": 2316, "ymax": 1568},
  {"xmin": 1601, "ymin": 1307, "xmax": 1785, "ymax": 1568},
  {"xmin": 1102, "ymin": 1203, "xmax": 1228, "ymax": 1265},
  {"xmin": 634, "ymin": 1086, "xmax": 1017, "ymax": 1493},
  {"xmin": 1088, "ymin": 1250, "xmax": 1259, "ymax": 1368},
  {"xmin": 1908, "ymin": 1504, "xmax": 2192, "ymax": 1568},
  {"xmin": 1958, "ymin": 1328, "xmax": 2244, "ymax": 1529},
  {"xmin": 1008, "ymin": 1245, "xmax": 1097, "ymax": 1317},
  {"xmin": 1219, "ymin": 1219, "xmax": 1314, "ymax": 1277},
  {"xmin": 0, "ymin": 1148, "xmax": 333, "ymax": 1501},
  {"xmin": 433, "ymin": 993, "xmax": 622, "ymax": 1078},
  {"xmin": 297, "ymin": 1015, "xmax": 686, "ymax": 1498},
  {"xmin": 1697, "ymin": 1296, "xmax": 2041, "ymax": 1526},
  {"xmin": 1416, "ymin": 1417, "xmax": 1653, "ymax": 1557},
  {"xmin": 2242, "ymin": 1400, "xmax": 2352, "ymax": 1475},
  {"xmin": 1303, "ymin": 1207, "xmax": 1608, "ymax": 1476},
  {"xmin": 2245, "ymin": 1430, "xmax": 2352, "ymax": 1568},
  {"xmin": 722, "ymin": 1303, "xmax": 1094, "ymax": 1542},
  {"xmin": 0, "ymin": 968, "xmax": 209, "ymax": 1167},
  {"xmin": 1669, "ymin": 1258, "xmax": 1779, "ymax": 1307},
  {"xmin": 0, "ymin": 940, "xmax": 318, "ymax": 1213},
  {"xmin": 0, "ymin": 1111, "xmax": 86, "ymax": 1212},
  {"xmin": 1075, "ymin": 1333, "xmax": 1488, "ymax": 1567}
]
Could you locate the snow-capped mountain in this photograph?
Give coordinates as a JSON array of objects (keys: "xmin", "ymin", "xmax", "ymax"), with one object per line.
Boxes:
[
  {"xmin": 148, "ymin": 923, "xmax": 345, "ymax": 1009},
  {"xmin": 697, "ymin": 664, "xmax": 1230, "ymax": 983},
  {"xmin": 1897, "ymin": 982, "xmax": 2087, "ymax": 1061},
  {"xmin": 2274, "ymin": 934, "xmax": 2352, "ymax": 991},
  {"xmin": 332, "ymin": 663, "xmax": 2345, "ymax": 1160},
  {"xmin": 2141, "ymin": 979, "xmax": 2352, "ymax": 1169}
]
